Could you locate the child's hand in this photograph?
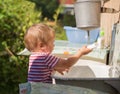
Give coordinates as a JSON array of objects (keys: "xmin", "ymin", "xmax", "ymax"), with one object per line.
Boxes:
[
  {"xmin": 78, "ymin": 46, "xmax": 92, "ymax": 55},
  {"xmin": 54, "ymin": 68, "xmax": 69, "ymax": 75}
]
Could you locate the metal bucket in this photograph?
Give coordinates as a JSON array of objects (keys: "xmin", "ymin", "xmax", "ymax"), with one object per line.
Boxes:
[{"xmin": 74, "ymin": 0, "xmax": 101, "ymax": 30}]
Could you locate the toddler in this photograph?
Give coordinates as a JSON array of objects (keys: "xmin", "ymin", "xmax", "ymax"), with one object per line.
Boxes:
[{"xmin": 24, "ymin": 23, "xmax": 92, "ymax": 83}]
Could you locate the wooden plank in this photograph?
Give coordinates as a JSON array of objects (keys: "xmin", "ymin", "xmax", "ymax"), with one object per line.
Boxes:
[{"xmin": 101, "ymin": 0, "xmax": 120, "ymax": 47}]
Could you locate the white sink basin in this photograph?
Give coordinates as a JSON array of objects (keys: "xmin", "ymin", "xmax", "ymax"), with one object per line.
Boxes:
[
  {"xmin": 73, "ymin": 59, "xmax": 111, "ymax": 78},
  {"xmin": 52, "ymin": 59, "xmax": 111, "ymax": 79}
]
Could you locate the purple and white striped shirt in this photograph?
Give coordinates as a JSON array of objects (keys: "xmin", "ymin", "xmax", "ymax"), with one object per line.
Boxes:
[{"xmin": 28, "ymin": 52, "xmax": 60, "ymax": 83}]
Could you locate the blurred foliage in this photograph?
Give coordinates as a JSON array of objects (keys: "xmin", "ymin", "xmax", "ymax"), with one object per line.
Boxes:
[
  {"xmin": 28, "ymin": 0, "xmax": 59, "ymax": 20},
  {"xmin": 52, "ymin": 4, "xmax": 67, "ymax": 40},
  {"xmin": 0, "ymin": 0, "xmax": 41, "ymax": 93},
  {"xmin": 28, "ymin": 0, "xmax": 76, "ymax": 27},
  {"xmin": 61, "ymin": 14, "xmax": 76, "ymax": 27}
]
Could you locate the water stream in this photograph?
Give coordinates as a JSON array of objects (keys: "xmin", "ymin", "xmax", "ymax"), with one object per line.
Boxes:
[{"xmin": 87, "ymin": 30, "xmax": 90, "ymax": 44}]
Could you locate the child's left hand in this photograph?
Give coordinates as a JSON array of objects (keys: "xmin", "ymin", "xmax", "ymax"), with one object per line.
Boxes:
[{"xmin": 54, "ymin": 68, "xmax": 69, "ymax": 75}]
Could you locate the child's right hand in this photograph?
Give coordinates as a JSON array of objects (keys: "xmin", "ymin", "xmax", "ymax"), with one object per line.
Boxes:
[{"xmin": 78, "ymin": 46, "xmax": 92, "ymax": 55}]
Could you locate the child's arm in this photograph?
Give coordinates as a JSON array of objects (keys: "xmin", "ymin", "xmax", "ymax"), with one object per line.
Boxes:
[{"xmin": 53, "ymin": 46, "xmax": 92, "ymax": 74}]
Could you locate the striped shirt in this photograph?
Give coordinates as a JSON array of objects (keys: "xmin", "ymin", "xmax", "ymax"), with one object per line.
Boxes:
[{"xmin": 28, "ymin": 52, "xmax": 60, "ymax": 83}]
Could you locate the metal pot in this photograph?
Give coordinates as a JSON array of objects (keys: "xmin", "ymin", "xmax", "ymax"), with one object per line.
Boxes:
[
  {"xmin": 74, "ymin": 0, "xmax": 120, "ymax": 30},
  {"xmin": 74, "ymin": 0, "xmax": 101, "ymax": 30}
]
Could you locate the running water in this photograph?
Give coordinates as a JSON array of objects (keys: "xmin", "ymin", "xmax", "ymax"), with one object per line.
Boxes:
[{"xmin": 87, "ymin": 31, "xmax": 90, "ymax": 44}]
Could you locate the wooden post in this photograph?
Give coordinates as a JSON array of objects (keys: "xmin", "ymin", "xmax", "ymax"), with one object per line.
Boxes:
[{"xmin": 101, "ymin": 0, "xmax": 120, "ymax": 47}]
